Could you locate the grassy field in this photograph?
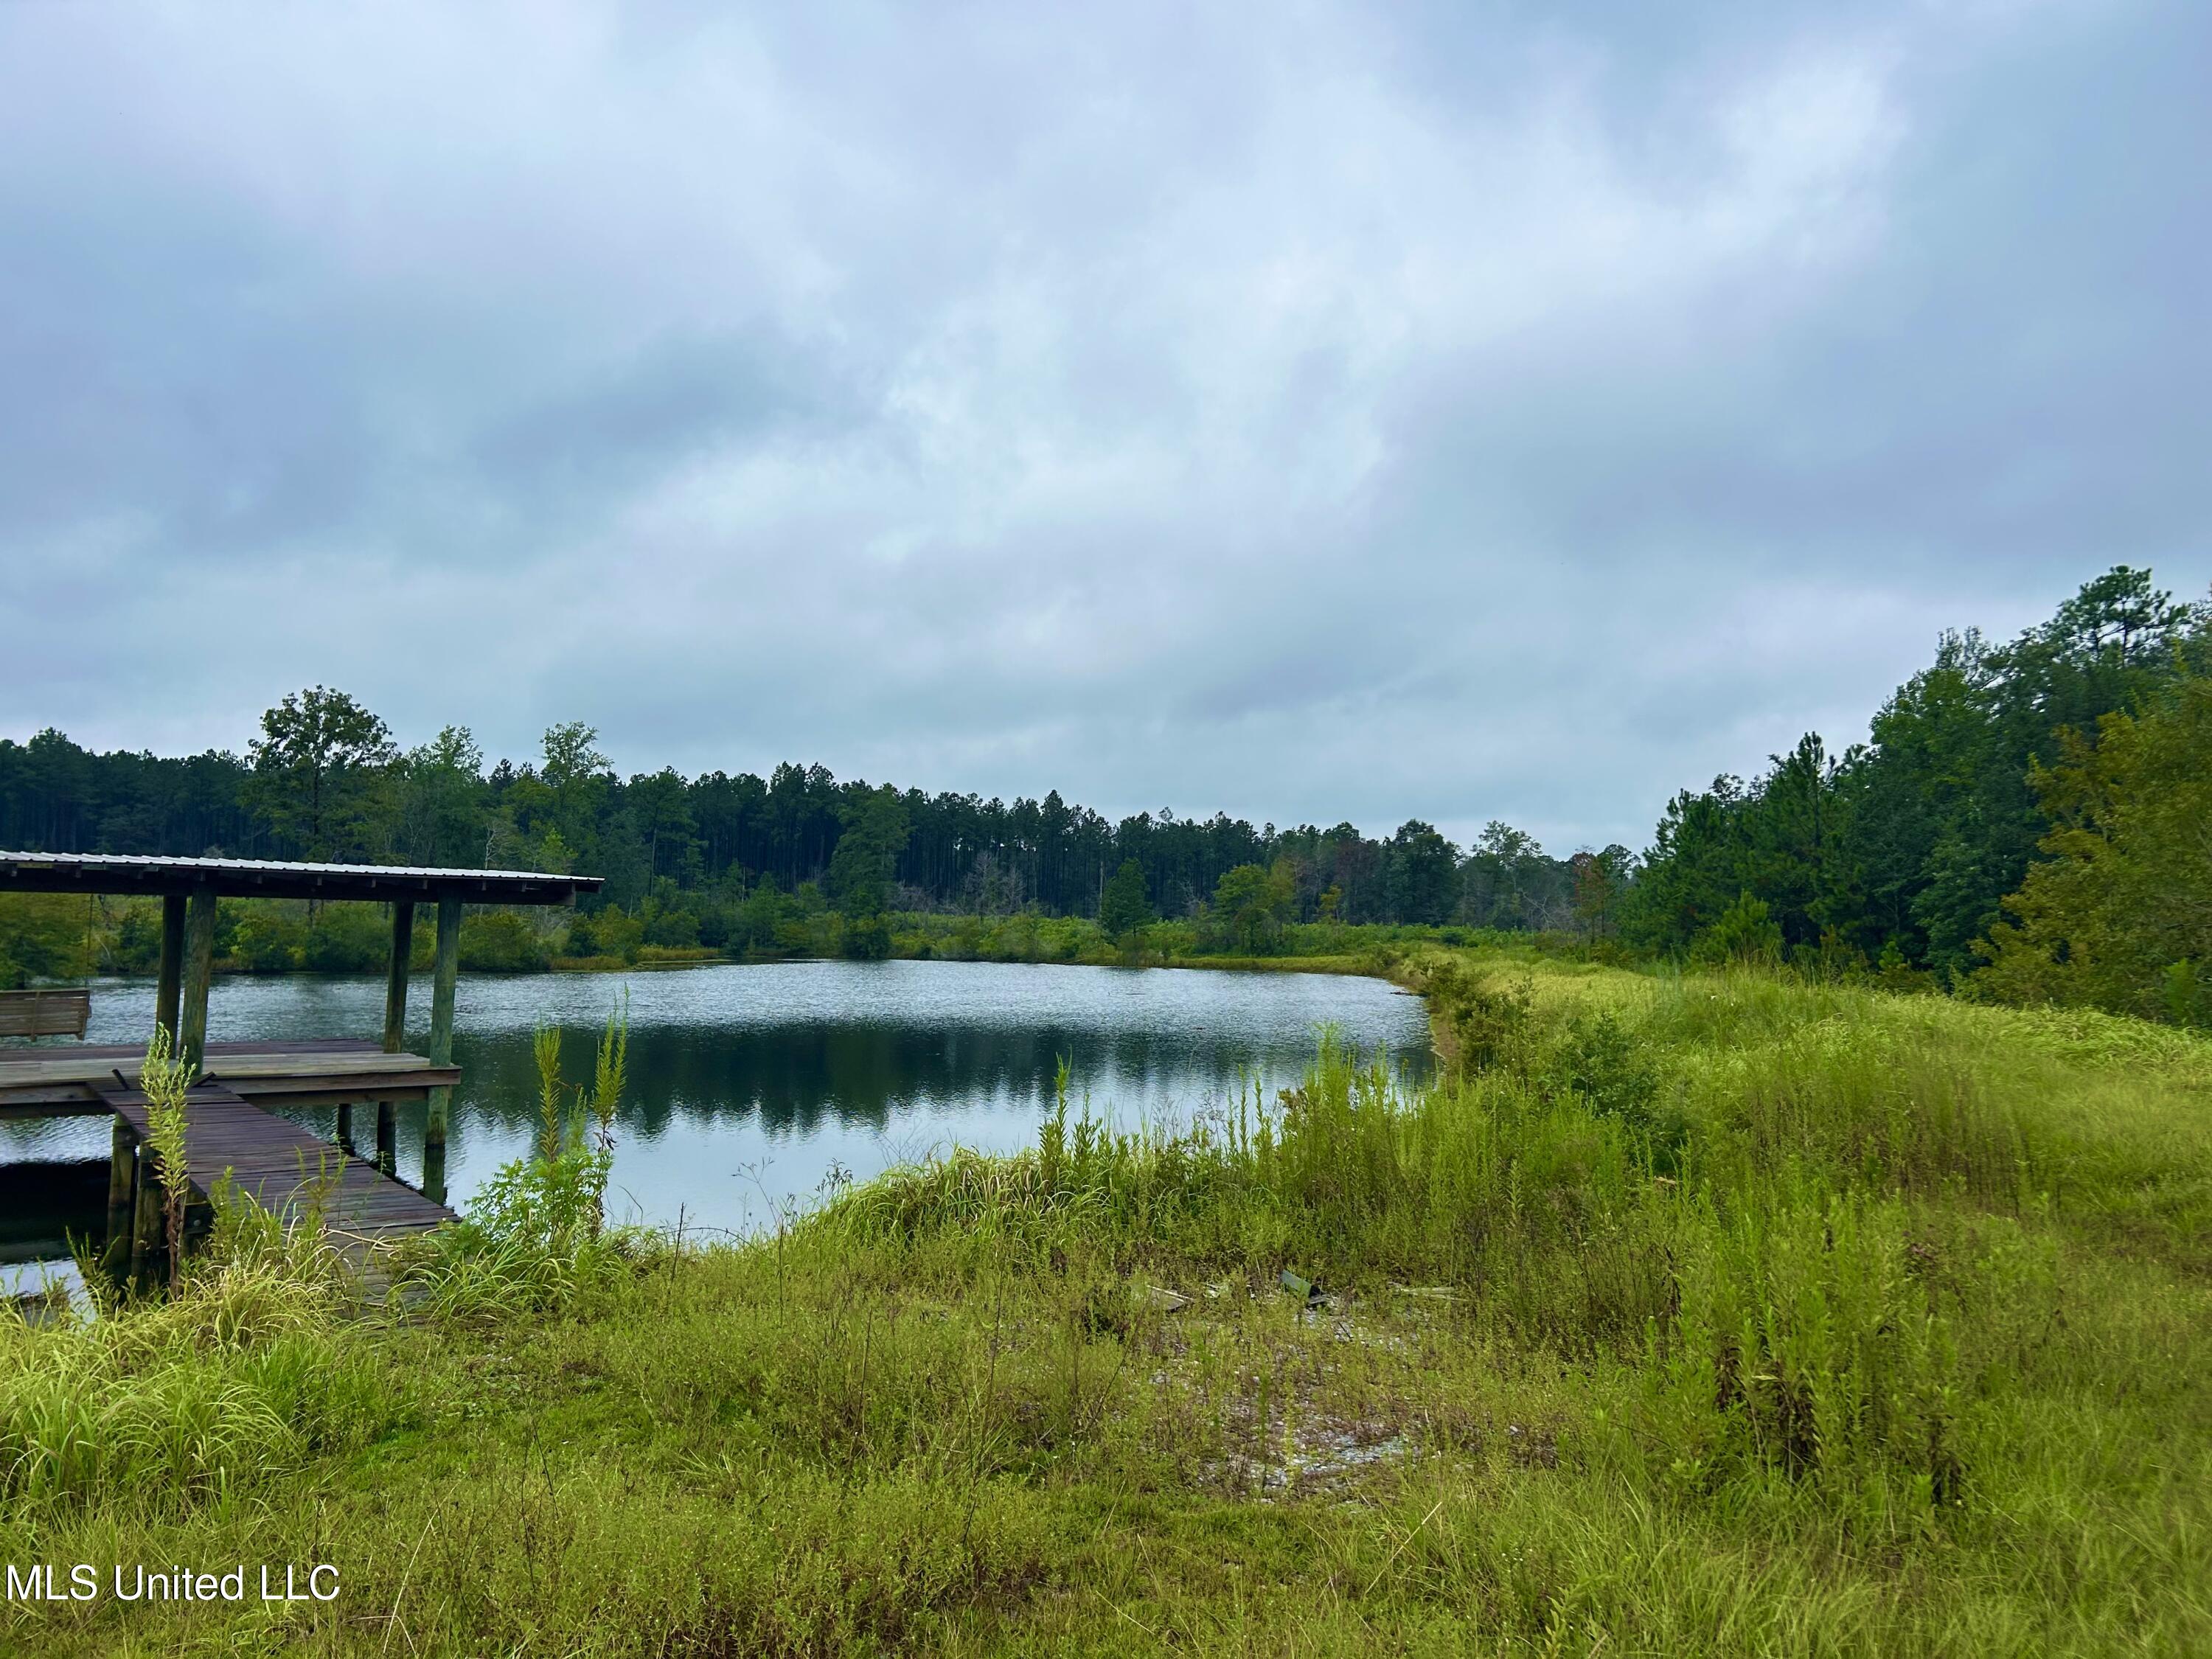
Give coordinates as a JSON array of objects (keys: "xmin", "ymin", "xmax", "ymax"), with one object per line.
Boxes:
[{"xmin": 4, "ymin": 952, "xmax": 2208, "ymax": 1655}]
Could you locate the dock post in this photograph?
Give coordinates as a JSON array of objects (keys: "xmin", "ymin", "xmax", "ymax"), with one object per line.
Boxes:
[
  {"xmin": 104, "ymin": 1118, "xmax": 136, "ymax": 1274},
  {"xmin": 155, "ymin": 894, "xmax": 186, "ymax": 1043},
  {"xmin": 422, "ymin": 1139, "xmax": 447, "ymax": 1208},
  {"xmin": 383, "ymin": 900, "xmax": 415, "ymax": 1051},
  {"xmin": 424, "ymin": 895, "xmax": 462, "ymax": 1206},
  {"xmin": 375, "ymin": 900, "xmax": 414, "ymax": 1178},
  {"xmin": 179, "ymin": 886, "xmax": 218, "ymax": 1075},
  {"xmin": 130, "ymin": 1144, "xmax": 163, "ymax": 1290},
  {"xmin": 336, "ymin": 1102, "xmax": 355, "ymax": 1153},
  {"xmin": 426, "ymin": 896, "xmax": 461, "ymax": 1145}
]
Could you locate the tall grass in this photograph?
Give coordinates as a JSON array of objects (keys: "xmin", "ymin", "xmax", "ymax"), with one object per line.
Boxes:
[
  {"xmin": 0, "ymin": 1210, "xmax": 386, "ymax": 1514},
  {"xmin": 5, "ymin": 959, "xmax": 2207, "ymax": 1655},
  {"xmin": 824, "ymin": 956, "xmax": 2212, "ymax": 1544},
  {"xmin": 0, "ymin": 1008, "xmax": 641, "ymax": 1520}
]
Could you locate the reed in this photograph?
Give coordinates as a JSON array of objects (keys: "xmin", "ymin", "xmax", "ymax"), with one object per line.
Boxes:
[{"xmin": 136, "ymin": 1026, "xmax": 194, "ymax": 1293}]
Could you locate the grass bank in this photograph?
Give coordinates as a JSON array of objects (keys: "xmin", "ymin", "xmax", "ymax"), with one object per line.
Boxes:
[{"xmin": 4, "ymin": 953, "xmax": 2209, "ymax": 1655}]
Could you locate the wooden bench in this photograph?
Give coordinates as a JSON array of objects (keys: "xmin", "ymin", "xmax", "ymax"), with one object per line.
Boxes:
[{"xmin": 0, "ymin": 988, "xmax": 91, "ymax": 1039}]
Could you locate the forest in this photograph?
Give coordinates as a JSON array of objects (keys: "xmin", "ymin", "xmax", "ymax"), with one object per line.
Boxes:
[
  {"xmin": 1625, "ymin": 566, "xmax": 2211, "ymax": 1025},
  {"xmin": 0, "ymin": 700, "xmax": 1614, "ymax": 971},
  {"xmin": 2, "ymin": 565, "xmax": 2207, "ymax": 1024}
]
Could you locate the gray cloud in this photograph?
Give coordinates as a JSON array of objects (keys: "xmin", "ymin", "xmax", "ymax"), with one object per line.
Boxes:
[{"xmin": 1, "ymin": 0, "xmax": 2206, "ymax": 853}]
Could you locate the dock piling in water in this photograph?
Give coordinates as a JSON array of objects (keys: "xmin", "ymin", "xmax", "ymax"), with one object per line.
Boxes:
[
  {"xmin": 426, "ymin": 894, "xmax": 462, "ymax": 1153},
  {"xmin": 128, "ymin": 1143, "xmax": 161, "ymax": 1289},
  {"xmin": 104, "ymin": 1116, "xmax": 136, "ymax": 1273}
]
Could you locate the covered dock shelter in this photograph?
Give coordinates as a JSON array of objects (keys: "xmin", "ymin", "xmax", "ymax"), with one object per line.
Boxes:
[{"xmin": 0, "ymin": 852, "xmax": 601, "ymax": 1275}]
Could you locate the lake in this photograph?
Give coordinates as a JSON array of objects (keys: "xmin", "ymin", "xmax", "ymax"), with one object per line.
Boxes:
[{"xmin": 1, "ymin": 960, "xmax": 1430, "ymax": 1276}]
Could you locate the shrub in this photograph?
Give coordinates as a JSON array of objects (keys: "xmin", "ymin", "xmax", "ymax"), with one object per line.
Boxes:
[
  {"xmin": 1691, "ymin": 892, "xmax": 1786, "ymax": 967},
  {"xmin": 459, "ymin": 909, "xmax": 553, "ymax": 973},
  {"xmin": 641, "ymin": 898, "xmax": 700, "ymax": 948},
  {"xmin": 842, "ymin": 914, "xmax": 892, "ymax": 959},
  {"xmin": 228, "ymin": 908, "xmax": 305, "ymax": 973},
  {"xmin": 419, "ymin": 1004, "xmax": 631, "ymax": 1314},
  {"xmin": 298, "ymin": 904, "xmax": 388, "ymax": 973},
  {"xmin": 109, "ymin": 902, "xmax": 165, "ymax": 974}
]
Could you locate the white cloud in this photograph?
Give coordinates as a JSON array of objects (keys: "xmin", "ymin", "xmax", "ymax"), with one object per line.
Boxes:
[{"xmin": 1, "ymin": 0, "xmax": 2206, "ymax": 850}]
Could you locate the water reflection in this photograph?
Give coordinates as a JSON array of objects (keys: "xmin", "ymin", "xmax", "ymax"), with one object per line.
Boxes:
[
  {"xmin": 4, "ymin": 960, "xmax": 1430, "ymax": 1256},
  {"xmin": 460, "ymin": 1020, "xmax": 1368, "ymax": 1138}
]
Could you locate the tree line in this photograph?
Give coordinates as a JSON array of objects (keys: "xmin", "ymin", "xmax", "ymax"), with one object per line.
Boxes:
[
  {"xmin": 1619, "ymin": 566, "xmax": 2211, "ymax": 1022},
  {"xmin": 3, "ymin": 563, "xmax": 2205, "ymax": 1022},
  {"xmin": 0, "ymin": 705, "xmax": 1613, "ymax": 943}
]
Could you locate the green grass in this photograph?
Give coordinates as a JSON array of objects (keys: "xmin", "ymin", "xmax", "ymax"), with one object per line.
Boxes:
[{"xmin": 4, "ymin": 953, "xmax": 2209, "ymax": 1654}]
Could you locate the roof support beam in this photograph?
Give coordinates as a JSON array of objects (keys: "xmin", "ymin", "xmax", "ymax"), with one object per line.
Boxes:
[
  {"xmin": 155, "ymin": 894, "xmax": 185, "ymax": 1043},
  {"xmin": 383, "ymin": 901, "xmax": 414, "ymax": 1054},
  {"xmin": 179, "ymin": 888, "xmax": 218, "ymax": 1075}
]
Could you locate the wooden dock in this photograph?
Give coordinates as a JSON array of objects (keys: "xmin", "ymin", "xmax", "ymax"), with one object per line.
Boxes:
[
  {"xmin": 0, "ymin": 1039, "xmax": 461, "ymax": 1273},
  {"xmin": 1, "ymin": 853, "xmax": 599, "ymax": 1249},
  {"xmin": 96, "ymin": 1082, "xmax": 455, "ymax": 1258}
]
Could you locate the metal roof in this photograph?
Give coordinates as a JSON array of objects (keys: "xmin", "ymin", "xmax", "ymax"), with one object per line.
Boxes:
[{"xmin": 0, "ymin": 851, "xmax": 600, "ymax": 905}]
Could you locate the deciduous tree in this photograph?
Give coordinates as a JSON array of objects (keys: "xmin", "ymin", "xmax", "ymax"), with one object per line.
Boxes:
[{"xmin": 244, "ymin": 686, "xmax": 395, "ymax": 861}]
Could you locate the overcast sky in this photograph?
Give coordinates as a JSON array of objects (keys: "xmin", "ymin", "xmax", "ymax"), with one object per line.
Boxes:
[{"xmin": 2, "ymin": 1, "xmax": 2206, "ymax": 852}]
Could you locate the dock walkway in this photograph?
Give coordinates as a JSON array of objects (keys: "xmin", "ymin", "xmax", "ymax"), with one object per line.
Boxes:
[
  {"xmin": 94, "ymin": 1079, "xmax": 455, "ymax": 1263},
  {"xmin": 0, "ymin": 1039, "xmax": 461, "ymax": 1270}
]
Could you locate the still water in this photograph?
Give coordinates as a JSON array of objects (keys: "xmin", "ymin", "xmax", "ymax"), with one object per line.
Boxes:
[{"xmin": 2, "ymin": 961, "xmax": 1430, "ymax": 1267}]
